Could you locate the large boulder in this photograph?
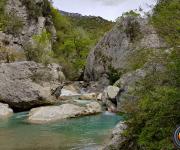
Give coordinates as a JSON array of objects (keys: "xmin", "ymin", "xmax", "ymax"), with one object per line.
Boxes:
[
  {"xmin": 102, "ymin": 86, "xmax": 120, "ymax": 112},
  {"xmin": 28, "ymin": 102, "xmax": 102, "ymax": 124},
  {"xmin": 0, "ymin": 103, "xmax": 13, "ymax": 119},
  {"xmin": 84, "ymin": 16, "xmax": 166, "ymax": 85},
  {"xmin": 28, "ymin": 104, "xmax": 84, "ymax": 124},
  {"xmin": 0, "ymin": 61, "xmax": 65, "ymax": 111},
  {"xmin": 85, "ymin": 102, "xmax": 102, "ymax": 114},
  {"xmin": 103, "ymin": 122, "xmax": 127, "ymax": 150}
]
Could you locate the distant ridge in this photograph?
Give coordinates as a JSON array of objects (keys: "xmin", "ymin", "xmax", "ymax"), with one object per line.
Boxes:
[{"xmin": 59, "ymin": 10, "xmax": 110, "ymax": 22}]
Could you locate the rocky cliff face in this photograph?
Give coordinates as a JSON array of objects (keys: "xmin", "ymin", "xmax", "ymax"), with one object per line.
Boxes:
[
  {"xmin": 84, "ymin": 16, "xmax": 167, "ymax": 85},
  {"xmin": 0, "ymin": 0, "xmax": 56, "ymax": 55}
]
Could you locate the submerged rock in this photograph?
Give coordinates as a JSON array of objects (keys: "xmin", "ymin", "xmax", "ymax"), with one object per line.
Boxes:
[
  {"xmin": 28, "ymin": 102, "xmax": 102, "ymax": 124},
  {"xmin": 0, "ymin": 103, "xmax": 13, "ymax": 119},
  {"xmin": 0, "ymin": 61, "xmax": 65, "ymax": 111}
]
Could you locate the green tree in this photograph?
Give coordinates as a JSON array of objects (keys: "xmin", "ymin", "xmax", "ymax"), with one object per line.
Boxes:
[{"xmin": 152, "ymin": 0, "xmax": 180, "ymax": 46}]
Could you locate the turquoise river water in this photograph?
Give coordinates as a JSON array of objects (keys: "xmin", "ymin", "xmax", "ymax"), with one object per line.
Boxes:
[{"xmin": 0, "ymin": 111, "xmax": 122, "ymax": 150}]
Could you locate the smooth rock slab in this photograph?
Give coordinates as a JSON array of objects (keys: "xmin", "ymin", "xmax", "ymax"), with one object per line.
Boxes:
[
  {"xmin": 28, "ymin": 102, "xmax": 102, "ymax": 124},
  {"xmin": 0, "ymin": 103, "xmax": 13, "ymax": 119}
]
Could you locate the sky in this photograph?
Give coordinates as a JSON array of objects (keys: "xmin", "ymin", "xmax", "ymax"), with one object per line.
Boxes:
[{"xmin": 52, "ymin": 0, "xmax": 157, "ymax": 21}]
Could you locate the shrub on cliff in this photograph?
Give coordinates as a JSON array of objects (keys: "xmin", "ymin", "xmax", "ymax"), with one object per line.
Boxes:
[{"xmin": 24, "ymin": 31, "xmax": 51, "ymax": 64}]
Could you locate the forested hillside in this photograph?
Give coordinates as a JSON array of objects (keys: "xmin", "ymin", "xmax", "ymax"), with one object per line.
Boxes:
[{"xmin": 51, "ymin": 8, "xmax": 113, "ymax": 80}]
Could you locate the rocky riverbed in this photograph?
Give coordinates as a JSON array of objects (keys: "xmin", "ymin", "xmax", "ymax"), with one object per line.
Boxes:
[{"xmin": 0, "ymin": 61, "xmax": 127, "ymax": 150}]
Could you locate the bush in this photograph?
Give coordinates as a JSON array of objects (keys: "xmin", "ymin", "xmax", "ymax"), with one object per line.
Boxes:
[
  {"xmin": 20, "ymin": 0, "xmax": 51, "ymax": 19},
  {"xmin": 122, "ymin": 10, "xmax": 140, "ymax": 17},
  {"xmin": 2, "ymin": 14, "xmax": 23, "ymax": 34},
  {"xmin": 120, "ymin": 49, "xmax": 180, "ymax": 150},
  {"xmin": 0, "ymin": 44, "xmax": 25, "ymax": 63},
  {"xmin": 128, "ymin": 48, "xmax": 154, "ymax": 70},
  {"xmin": 24, "ymin": 31, "xmax": 51, "ymax": 64},
  {"xmin": 152, "ymin": 0, "xmax": 180, "ymax": 46},
  {"xmin": 119, "ymin": 1, "xmax": 180, "ymax": 149},
  {"xmin": 107, "ymin": 66, "xmax": 125, "ymax": 85},
  {"xmin": 0, "ymin": 0, "xmax": 23, "ymax": 34}
]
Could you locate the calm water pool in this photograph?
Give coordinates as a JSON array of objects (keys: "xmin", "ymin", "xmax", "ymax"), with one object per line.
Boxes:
[{"xmin": 0, "ymin": 112, "xmax": 122, "ymax": 150}]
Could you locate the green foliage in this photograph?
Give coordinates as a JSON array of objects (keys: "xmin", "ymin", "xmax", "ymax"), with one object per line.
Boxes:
[
  {"xmin": 121, "ymin": 47, "xmax": 180, "ymax": 150},
  {"xmin": 119, "ymin": 1, "xmax": 180, "ymax": 149},
  {"xmin": 20, "ymin": 0, "xmax": 51, "ymax": 19},
  {"xmin": 128, "ymin": 48, "xmax": 154, "ymax": 70},
  {"xmin": 52, "ymin": 27, "xmax": 91, "ymax": 79},
  {"xmin": 0, "ymin": 0, "xmax": 6, "ymax": 31},
  {"xmin": 50, "ymin": 7, "xmax": 99, "ymax": 80},
  {"xmin": 107, "ymin": 66, "xmax": 124, "ymax": 85},
  {"xmin": 122, "ymin": 10, "xmax": 140, "ymax": 17},
  {"xmin": 51, "ymin": 7, "xmax": 71, "ymax": 32},
  {"xmin": 2, "ymin": 14, "xmax": 24, "ymax": 34},
  {"xmin": 24, "ymin": 31, "xmax": 51, "ymax": 64},
  {"xmin": 69, "ymin": 16, "xmax": 114, "ymax": 45},
  {"xmin": 152, "ymin": 0, "xmax": 180, "ymax": 46},
  {"xmin": 0, "ymin": 0, "xmax": 23, "ymax": 34},
  {"xmin": 125, "ymin": 19, "xmax": 141, "ymax": 42}
]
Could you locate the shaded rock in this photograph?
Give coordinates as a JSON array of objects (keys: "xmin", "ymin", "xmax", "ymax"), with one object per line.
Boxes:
[
  {"xmin": 0, "ymin": 61, "xmax": 65, "ymax": 111},
  {"xmin": 103, "ymin": 122, "xmax": 127, "ymax": 150},
  {"xmin": 102, "ymin": 86, "xmax": 119, "ymax": 112},
  {"xmin": 28, "ymin": 102, "xmax": 102, "ymax": 124},
  {"xmin": 0, "ymin": 103, "xmax": 13, "ymax": 119},
  {"xmin": 97, "ymin": 93, "xmax": 102, "ymax": 101}
]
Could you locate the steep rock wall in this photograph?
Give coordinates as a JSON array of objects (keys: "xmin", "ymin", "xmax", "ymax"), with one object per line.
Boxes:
[
  {"xmin": 84, "ymin": 16, "xmax": 167, "ymax": 85},
  {"xmin": 0, "ymin": 0, "xmax": 56, "ymax": 55}
]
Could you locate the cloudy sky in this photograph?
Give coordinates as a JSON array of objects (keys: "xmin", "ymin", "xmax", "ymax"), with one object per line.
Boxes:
[{"xmin": 52, "ymin": 0, "xmax": 157, "ymax": 21}]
